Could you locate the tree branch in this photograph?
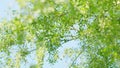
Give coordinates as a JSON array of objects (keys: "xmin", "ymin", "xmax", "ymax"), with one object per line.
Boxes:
[{"xmin": 69, "ymin": 50, "xmax": 84, "ymax": 68}]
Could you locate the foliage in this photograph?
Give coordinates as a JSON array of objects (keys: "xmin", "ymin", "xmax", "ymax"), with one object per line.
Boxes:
[{"xmin": 0, "ymin": 0, "xmax": 120, "ymax": 68}]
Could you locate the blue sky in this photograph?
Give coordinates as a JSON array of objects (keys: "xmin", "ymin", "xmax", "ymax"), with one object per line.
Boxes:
[
  {"xmin": 0, "ymin": 0, "xmax": 20, "ymax": 22},
  {"xmin": 0, "ymin": 0, "xmax": 81, "ymax": 68}
]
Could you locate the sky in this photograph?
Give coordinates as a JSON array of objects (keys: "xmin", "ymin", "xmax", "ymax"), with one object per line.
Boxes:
[
  {"xmin": 0, "ymin": 0, "xmax": 20, "ymax": 22},
  {"xmin": 0, "ymin": 0, "xmax": 81, "ymax": 68}
]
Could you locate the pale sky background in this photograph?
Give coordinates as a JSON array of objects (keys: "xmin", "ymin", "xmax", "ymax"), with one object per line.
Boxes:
[
  {"xmin": 0, "ymin": 0, "xmax": 20, "ymax": 22},
  {"xmin": 0, "ymin": 0, "xmax": 81, "ymax": 68}
]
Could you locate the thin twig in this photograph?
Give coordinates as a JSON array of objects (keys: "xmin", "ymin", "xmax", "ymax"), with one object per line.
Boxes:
[{"xmin": 69, "ymin": 50, "xmax": 83, "ymax": 68}]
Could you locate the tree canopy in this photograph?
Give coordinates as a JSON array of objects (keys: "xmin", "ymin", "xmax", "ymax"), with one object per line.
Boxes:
[{"xmin": 0, "ymin": 0, "xmax": 120, "ymax": 68}]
